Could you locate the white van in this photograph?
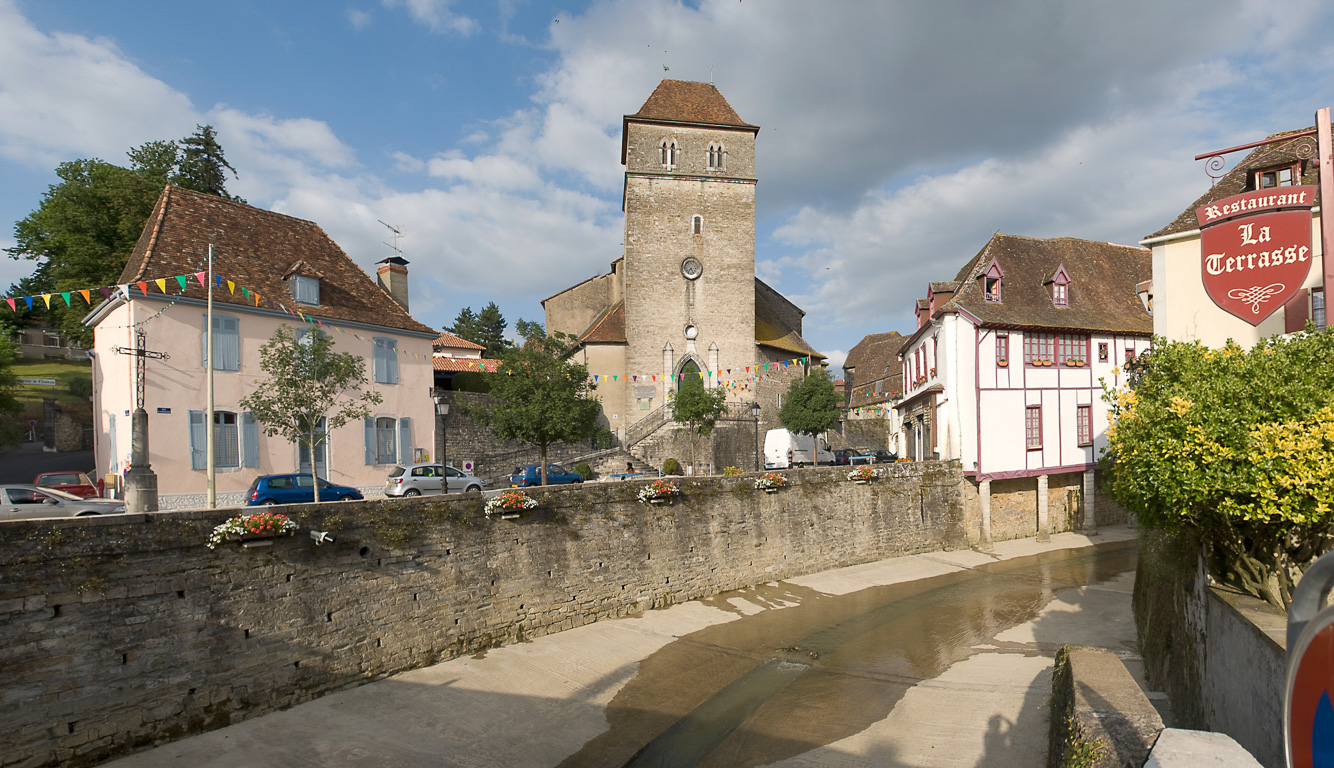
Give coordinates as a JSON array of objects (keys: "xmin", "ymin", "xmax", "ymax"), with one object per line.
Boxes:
[{"xmin": 763, "ymin": 428, "xmax": 835, "ymax": 469}]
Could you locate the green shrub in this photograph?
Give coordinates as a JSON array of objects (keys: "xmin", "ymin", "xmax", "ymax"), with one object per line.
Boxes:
[
  {"xmin": 661, "ymin": 457, "xmax": 682, "ymax": 476},
  {"xmin": 574, "ymin": 461, "xmax": 592, "ymax": 480},
  {"xmin": 450, "ymin": 371, "xmax": 492, "ymax": 393},
  {"xmin": 1103, "ymin": 329, "xmax": 1334, "ymax": 609},
  {"xmin": 593, "ymin": 428, "xmax": 616, "ymax": 450},
  {"xmin": 68, "ymin": 377, "xmax": 92, "ymax": 399}
]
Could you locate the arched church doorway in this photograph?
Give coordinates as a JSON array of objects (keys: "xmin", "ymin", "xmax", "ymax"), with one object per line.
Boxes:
[{"xmin": 677, "ymin": 359, "xmax": 701, "ymax": 392}]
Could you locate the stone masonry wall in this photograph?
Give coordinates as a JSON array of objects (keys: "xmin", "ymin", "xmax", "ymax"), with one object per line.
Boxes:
[{"xmin": 0, "ymin": 462, "xmax": 967, "ymax": 768}]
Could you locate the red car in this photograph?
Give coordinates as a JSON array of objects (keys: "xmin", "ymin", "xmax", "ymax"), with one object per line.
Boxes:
[{"xmin": 33, "ymin": 472, "xmax": 102, "ymax": 499}]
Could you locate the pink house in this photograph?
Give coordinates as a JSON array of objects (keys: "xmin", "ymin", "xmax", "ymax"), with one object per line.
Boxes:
[
  {"xmin": 85, "ymin": 186, "xmax": 437, "ymax": 508},
  {"xmin": 894, "ymin": 234, "xmax": 1151, "ymax": 544}
]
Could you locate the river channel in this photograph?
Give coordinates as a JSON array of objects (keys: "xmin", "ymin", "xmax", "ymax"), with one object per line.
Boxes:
[{"xmin": 558, "ymin": 540, "xmax": 1139, "ymax": 768}]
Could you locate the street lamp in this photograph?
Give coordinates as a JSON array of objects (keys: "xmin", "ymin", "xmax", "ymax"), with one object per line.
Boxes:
[
  {"xmin": 750, "ymin": 401, "xmax": 762, "ymax": 471},
  {"xmin": 434, "ymin": 395, "xmax": 450, "ymax": 467}
]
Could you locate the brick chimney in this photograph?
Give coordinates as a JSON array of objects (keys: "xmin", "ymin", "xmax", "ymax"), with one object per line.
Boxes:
[{"xmin": 376, "ymin": 256, "xmax": 410, "ymax": 312}]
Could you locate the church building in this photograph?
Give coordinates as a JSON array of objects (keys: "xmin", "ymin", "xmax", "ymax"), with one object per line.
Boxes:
[{"xmin": 543, "ymin": 79, "xmax": 821, "ymax": 444}]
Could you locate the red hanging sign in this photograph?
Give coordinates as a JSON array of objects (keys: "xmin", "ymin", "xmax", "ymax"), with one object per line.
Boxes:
[{"xmin": 1196, "ymin": 186, "xmax": 1316, "ymax": 325}]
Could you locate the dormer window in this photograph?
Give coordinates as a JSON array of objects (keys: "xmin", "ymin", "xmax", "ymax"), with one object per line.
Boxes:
[
  {"xmin": 982, "ymin": 259, "xmax": 1004, "ymax": 303},
  {"xmin": 659, "ymin": 138, "xmax": 678, "ymax": 169},
  {"xmin": 1253, "ymin": 162, "xmax": 1300, "ymax": 190},
  {"xmin": 1048, "ymin": 265, "xmax": 1071, "ymax": 308},
  {"xmin": 292, "ymin": 275, "xmax": 320, "ymax": 305},
  {"xmin": 707, "ymin": 142, "xmax": 725, "ymax": 170}
]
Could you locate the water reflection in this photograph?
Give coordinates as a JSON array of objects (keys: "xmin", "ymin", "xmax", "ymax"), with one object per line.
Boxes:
[{"xmin": 558, "ymin": 541, "xmax": 1137, "ymax": 768}]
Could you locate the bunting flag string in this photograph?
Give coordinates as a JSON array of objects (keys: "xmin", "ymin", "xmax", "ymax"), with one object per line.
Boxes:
[{"xmin": 2, "ymin": 273, "xmax": 814, "ymax": 374}]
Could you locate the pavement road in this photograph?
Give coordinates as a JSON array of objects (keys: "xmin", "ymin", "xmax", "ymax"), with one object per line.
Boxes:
[
  {"xmin": 101, "ymin": 527, "xmax": 1142, "ymax": 768},
  {"xmin": 0, "ymin": 441, "xmax": 94, "ymax": 484}
]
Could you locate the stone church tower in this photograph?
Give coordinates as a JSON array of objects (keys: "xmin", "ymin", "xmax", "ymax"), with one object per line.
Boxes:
[{"xmin": 544, "ymin": 79, "xmax": 820, "ymax": 443}]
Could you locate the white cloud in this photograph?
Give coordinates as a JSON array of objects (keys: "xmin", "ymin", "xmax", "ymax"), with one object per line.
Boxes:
[
  {"xmin": 822, "ymin": 349, "xmax": 847, "ymax": 373},
  {"xmin": 0, "ymin": 0, "xmax": 196, "ymax": 168},
  {"xmin": 347, "ymin": 8, "xmax": 372, "ymax": 30},
  {"xmin": 382, "ymin": 0, "xmax": 478, "ymax": 35}
]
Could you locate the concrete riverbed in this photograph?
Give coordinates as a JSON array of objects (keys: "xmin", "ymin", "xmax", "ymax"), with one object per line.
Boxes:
[{"xmin": 101, "ymin": 527, "xmax": 1140, "ymax": 768}]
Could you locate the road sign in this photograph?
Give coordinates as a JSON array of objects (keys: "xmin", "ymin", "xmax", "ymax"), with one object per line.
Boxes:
[{"xmin": 1287, "ymin": 553, "xmax": 1334, "ymax": 767}]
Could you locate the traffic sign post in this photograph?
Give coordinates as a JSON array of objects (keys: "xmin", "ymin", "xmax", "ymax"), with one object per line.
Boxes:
[{"xmin": 1286, "ymin": 551, "xmax": 1334, "ymax": 767}]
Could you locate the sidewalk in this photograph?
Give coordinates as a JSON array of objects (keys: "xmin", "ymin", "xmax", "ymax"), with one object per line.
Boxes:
[{"xmin": 102, "ymin": 527, "xmax": 1139, "ymax": 768}]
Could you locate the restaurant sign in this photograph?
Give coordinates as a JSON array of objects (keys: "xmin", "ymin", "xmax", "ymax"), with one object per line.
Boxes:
[{"xmin": 1196, "ymin": 186, "xmax": 1317, "ymax": 325}]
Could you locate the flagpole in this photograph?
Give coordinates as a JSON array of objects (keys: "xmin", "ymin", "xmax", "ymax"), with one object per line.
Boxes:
[{"xmin": 206, "ymin": 244, "xmax": 216, "ymax": 509}]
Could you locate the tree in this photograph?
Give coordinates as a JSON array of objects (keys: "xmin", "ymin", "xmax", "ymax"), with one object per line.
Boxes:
[
  {"xmin": 779, "ymin": 366, "xmax": 841, "ymax": 462},
  {"xmin": 1101, "ymin": 330, "xmax": 1334, "ymax": 610},
  {"xmin": 445, "ymin": 301, "xmax": 511, "ymax": 359},
  {"xmin": 0, "ymin": 320, "xmax": 22, "ymax": 450},
  {"xmin": 239, "ymin": 326, "xmax": 382, "ymax": 502},
  {"xmin": 6, "ymin": 126, "xmax": 239, "ymax": 342},
  {"xmin": 464, "ymin": 325, "xmax": 599, "ymax": 485},
  {"xmin": 671, "ymin": 373, "xmax": 727, "ymax": 473},
  {"xmin": 174, "ymin": 125, "xmax": 241, "ymax": 200}
]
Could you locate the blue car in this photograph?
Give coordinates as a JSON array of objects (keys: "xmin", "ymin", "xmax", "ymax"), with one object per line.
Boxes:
[
  {"xmin": 509, "ymin": 464, "xmax": 584, "ymax": 487},
  {"xmin": 245, "ymin": 474, "xmax": 363, "ymax": 505}
]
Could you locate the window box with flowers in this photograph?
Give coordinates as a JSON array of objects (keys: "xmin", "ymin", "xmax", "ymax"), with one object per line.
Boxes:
[
  {"xmin": 847, "ymin": 465, "xmax": 876, "ymax": 484},
  {"xmin": 485, "ymin": 490, "xmax": 538, "ymax": 519},
  {"xmin": 637, "ymin": 479, "xmax": 681, "ymax": 505},
  {"xmin": 929, "ymin": 367, "xmax": 936, "ymax": 378},
  {"xmin": 997, "ymin": 360, "xmax": 1009, "ymax": 368},
  {"xmin": 207, "ymin": 512, "xmax": 298, "ymax": 550},
  {"xmin": 723, "ymin": 466, "xmax": 742, "ymax": 477},
  {"xmin": 755, "ymin": 473, "xmax": 789, "ymax": 493}
]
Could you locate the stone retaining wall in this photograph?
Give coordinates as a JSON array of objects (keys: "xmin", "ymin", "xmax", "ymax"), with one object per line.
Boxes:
[
  {"xmin": 0, "ymin": 462, "xmax": 967, "ymax": 768},
  {"xmin": 1133, "ymin": 529, "xmax": 1287, "ymax": 768}
]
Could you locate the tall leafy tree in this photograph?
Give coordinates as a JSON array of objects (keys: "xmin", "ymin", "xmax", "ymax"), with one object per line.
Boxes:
[
  {"xmin": 6, "ymin": 125, "xmax": 239, "ymax": 342},
  {"xmin": 671, "ymin": 374, "xmax": 728, "ymax": 472},
  {"xmin": 175, "ymin": 125, "xmax": 241, "ymax": 199},
  {"xmin": 779, "ymin": 366, "xmax": 841, "ymax": 462},
  {"xmin": 445, "ymin": 301, "xmax": 511, "ymax": 359},
  {"xmin": 239, "ymin": 326, "xmax": 382, "ymax": 502},
  {"xmin": 464, "ymin": 325, "xmax": 599, "ymax": 485},
  {"xmin": 0, "ymin": 320, "xmax": 22, "ymax": 450}
]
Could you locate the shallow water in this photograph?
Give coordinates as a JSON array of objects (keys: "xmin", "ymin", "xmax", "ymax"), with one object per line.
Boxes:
[{"xmin": 558, "ymin": 541, "xmax": 1138, "ymax": 768}]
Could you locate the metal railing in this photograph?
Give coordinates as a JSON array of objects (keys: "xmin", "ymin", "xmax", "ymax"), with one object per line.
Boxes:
[{"xmin": 626, "ymin": 404, "xmax": 671, "ymax": 447}]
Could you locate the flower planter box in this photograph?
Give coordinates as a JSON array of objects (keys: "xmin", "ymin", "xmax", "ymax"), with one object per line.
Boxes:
[
  {"xmin": 648, "ymin": 497, "xmax": 674, "ymax": 506},
  {"xmin": 853, "ymin": 479, "xmax": 869, "ymax": 485},
  {"xmin": 763, "ymin": 488, "xmax": 781, "ymax": 494}
]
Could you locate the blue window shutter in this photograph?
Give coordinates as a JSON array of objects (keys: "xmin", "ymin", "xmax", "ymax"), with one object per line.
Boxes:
[
  {"xmin": 189, "ymin": 410, "xmax": 206, "ymax": 470},
  {"xmin": 398, "ymin": 417, "xmax": 411, "ymax": 465},
  {"xmin": 242, "ymin": 412, "xmax": 259, "ymax": 468},
  {"xmin": 364, "ymin": 417, "xmax": 374, "ymax": 465},
  {"xmin": 388, "ymin": 341, "xmax": 399, "ymax": 384}
]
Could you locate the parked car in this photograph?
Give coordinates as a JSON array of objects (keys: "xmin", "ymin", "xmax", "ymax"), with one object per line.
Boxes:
[
  {"xmin": 509, "ymin": 464, "xmax": 584, "ymax": 487},
  {"xmin": 0, "ymin": 485, "xmax": 126, "ymax": 520},
  {"xmin": 244, "ymin": 474, "xmax": 363, "ymax": 506},
  {"xmin": 33, "ymin": 471, "xmax": 101, "ymax": 498},
  {"xmin": 832, "ymin": 448, "xmax": 860, "ymax": 466},
  {"xmin": 862, "ymin": 449, "xmax": 899, "ymax": 463},
  {"xmin": 385, "ymin": 463, "xmax": 486, "ymax": 497}
]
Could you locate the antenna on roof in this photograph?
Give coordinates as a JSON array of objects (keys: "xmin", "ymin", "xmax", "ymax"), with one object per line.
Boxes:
[
  {"xmin": 378, "ymin": 220, "xmax": 404, "ymax": 260},
  {"xmin": 710, "ymin": 64, "xmax": 714, "ymax": 84},
  {"xmin": 663, "ymin": 50, "xmax": 669, "ymax": 72}
]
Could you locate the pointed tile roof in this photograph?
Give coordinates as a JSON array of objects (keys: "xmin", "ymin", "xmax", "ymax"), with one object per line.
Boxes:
[
  {"xmin": 629, "ymin": 79, "xmax": 758, "ymax": 129},
  {"xmin": 579, "ymin": 301, "xmax": 627, "ymax": 344},
  {"xmin": 1148, "ymin": 128, "xmax": 1320, "ymax": 240},
  {"xmin": 433, "ymin": 331, "xmax": 485, "ymax": 351},
  {"xmin": 943, "ymin": 234, "xmax": 1151, "ymax": 334},
  {"xmin": 117, "ymin": 186, "xmax": 434, "ymax": 335}
]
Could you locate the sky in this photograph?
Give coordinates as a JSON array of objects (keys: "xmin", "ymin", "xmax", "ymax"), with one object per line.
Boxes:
[{"xmin": 2, "ymin": 0, "xmax": 1334, "ymax": 372}]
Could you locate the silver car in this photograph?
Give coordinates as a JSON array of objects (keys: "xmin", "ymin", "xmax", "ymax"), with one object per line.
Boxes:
[
  {"xmin": 0, "ymin": 485, "xmax": 127, "ymax": 520},
  {"xmin": 385, "ymin": 464, "xmax": 486, "ymax": 497}
]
